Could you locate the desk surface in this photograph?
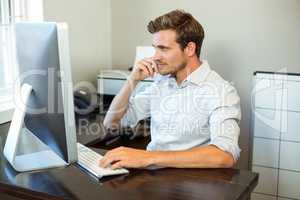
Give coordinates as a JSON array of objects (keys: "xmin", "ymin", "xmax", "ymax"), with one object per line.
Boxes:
[{"xmin": 0, "ymin": 121, "xmax": 258, "ymax": 200}]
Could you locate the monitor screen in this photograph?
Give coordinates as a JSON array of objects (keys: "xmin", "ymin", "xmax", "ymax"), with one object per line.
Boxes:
[{"xmin": 15, "ymin": 22, "xmax": 76, "ymax": 163}]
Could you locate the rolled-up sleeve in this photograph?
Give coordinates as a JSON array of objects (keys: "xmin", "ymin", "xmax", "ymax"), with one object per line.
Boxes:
[
  {"xmin": 208, "ymin": 83, "xmax": 241, "ymax": 161},
  {"xmin": 120, "ymin": 83, "xmax": 155, "ymax": 128}
]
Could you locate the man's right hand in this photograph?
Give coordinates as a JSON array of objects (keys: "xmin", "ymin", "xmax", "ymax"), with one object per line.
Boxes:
[
  {"xmin": 104, "ymin": 59, "xmax": 158, "ymax": 130},
  {"xmin": 128, "ymin": 58, "xmax": 158, "ymax": 82}
]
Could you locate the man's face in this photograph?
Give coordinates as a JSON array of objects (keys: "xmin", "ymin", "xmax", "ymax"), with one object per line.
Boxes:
[{"xmin": 152, "ymin": 30, "xmax": 187, "ymax": 76}]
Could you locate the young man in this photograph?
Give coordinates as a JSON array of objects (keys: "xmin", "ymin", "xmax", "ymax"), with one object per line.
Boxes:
[{"xmin": 101, "ymin": 10, "xmax": 241, "ymax": 169}]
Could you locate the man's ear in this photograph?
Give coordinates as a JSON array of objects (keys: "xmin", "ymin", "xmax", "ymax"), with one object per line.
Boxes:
[{"xmin": 184, "ymin": 42, "xmax": 197, "ymax": 57}]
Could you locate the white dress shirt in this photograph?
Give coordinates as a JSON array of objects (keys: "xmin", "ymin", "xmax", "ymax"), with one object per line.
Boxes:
[{"xmin": 121, "ymin": 60, "xmax": 241, "ymax": 161}]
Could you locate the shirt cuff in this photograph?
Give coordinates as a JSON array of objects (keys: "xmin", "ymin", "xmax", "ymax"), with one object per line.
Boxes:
[{"xmin": 210, "ymin": 137, "xmax": 241, "ymax": 161}]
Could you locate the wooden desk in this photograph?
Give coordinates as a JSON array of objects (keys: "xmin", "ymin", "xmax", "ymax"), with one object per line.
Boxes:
[{"xmin": 0, "ymin": 122, "xmax": 258, "ymax": 200}]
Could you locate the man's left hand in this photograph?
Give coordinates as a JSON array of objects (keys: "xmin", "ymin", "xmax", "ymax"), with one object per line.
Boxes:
[{"xmin": 99, "ymin": 147, "xmax": 154, "ymax": 169}]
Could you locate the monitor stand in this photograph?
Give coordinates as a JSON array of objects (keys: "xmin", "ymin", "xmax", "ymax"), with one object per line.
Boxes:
[{"xmin": 3, "ymin": 84, "xmax": 68, "ymax": 172}]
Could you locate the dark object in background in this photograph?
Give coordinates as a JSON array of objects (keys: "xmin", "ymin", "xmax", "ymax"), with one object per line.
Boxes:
[
  {"xmin": 74, "ymin": 89, "xmax": 99, "ymax": 115},
  {"xmin": 74, "ymin": 90, "xmax": 90, "ymax": 109}
]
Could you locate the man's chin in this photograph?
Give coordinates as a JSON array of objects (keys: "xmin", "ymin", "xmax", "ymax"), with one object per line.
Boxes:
[
  {"xmin": 157, "ymin": 71, "xmax": 169, "ymax": 76},
  {"xmin": 157, "ymin": 68, "xmax": 170, "ymax": 76}
]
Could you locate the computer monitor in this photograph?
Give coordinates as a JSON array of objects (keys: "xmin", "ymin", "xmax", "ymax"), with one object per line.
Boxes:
[{"xmin": 4, "ymin": 22, "xmax": 77, "ymax": 172}]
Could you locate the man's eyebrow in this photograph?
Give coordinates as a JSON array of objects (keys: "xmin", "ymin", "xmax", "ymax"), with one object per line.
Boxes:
[{"xmin": 152, "ymin": 44, "xmax": 170, "ymax": 49}]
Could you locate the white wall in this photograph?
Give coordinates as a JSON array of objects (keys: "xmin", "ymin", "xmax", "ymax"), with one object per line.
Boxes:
[
  {"xmin": 110, "ymin": 0, "xmax": 300, "ymax": 169},
  {"xmin": 43, "ymin": 0, "xmax": 112, "ymax": 85}
]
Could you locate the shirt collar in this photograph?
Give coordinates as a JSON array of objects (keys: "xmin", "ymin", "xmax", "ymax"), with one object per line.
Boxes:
[
  {"xmin": 165, "ymin": 60, "xmax": 211, "ymax": 88},
  {"xmin": 184, "ymin": 60, "xmax": 211, "ymax": 86}
]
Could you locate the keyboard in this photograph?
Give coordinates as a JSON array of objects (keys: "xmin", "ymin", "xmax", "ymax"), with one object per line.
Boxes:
[{"xmin": 77, "ymin": 143, "xmax": 129, "ymax": 178}]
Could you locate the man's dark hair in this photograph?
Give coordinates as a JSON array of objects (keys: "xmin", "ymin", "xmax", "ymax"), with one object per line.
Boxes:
[{"xmin": 147, "ymin": 10, "xmax": 205, "ymax": 58}]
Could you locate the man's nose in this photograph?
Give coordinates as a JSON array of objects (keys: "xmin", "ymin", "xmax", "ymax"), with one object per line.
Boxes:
[{"xmin": 153, "ymin": 50, "xmax": 162, "ymax": 61}]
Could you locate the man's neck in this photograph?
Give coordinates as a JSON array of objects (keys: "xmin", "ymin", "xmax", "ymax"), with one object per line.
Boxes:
[{"xmin": 175, "ymin": 59, "xmax": 202, "ymax": 85}]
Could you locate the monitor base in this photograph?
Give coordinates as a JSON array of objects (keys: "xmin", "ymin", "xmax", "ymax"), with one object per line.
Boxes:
[
  {"xmin": 4, "ymin": 84, "xmax": 67, "ymax": 172},
  {"xmin": 12, "ymin": 128, "xmax": 67, "ymax": 172}
]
